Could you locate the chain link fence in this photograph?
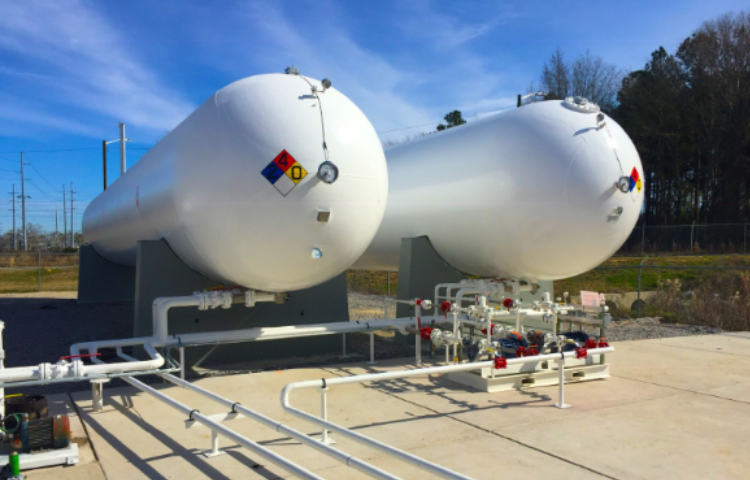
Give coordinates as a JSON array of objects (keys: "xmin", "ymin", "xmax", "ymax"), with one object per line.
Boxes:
[
  {"xmin": 619, "ymin": 222, "xmax": 749, "ymax": 255},
  {"xmin": 0, "ymin": 253, "xmax": 79, "ymax": 293}
]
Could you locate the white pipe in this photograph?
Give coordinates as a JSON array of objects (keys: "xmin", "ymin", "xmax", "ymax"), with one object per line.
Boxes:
[
  {"xmin": 281, "ymin": 347, "xmax": 613, "ymax": 480},
  {"xmin": 454, "ymin": 288, "xmax": 484, "ymax": 309},
  {"xmin": 158, "ymin": 373, "xmax": 401, "ymax": 480},
  {"xmin": 85, "ymin": 343, "xmax": 163, "ymax": 374},
  {"xmin": 119, "ymin": 374, "xmax": 325, "ymax": 480},
  {"xmin": 166, "ymin": 318, "xmax": 415, "ymax": 347},
  {"xmin": 153, "ymin": 295, "xmax": 203, "ymax": 344},
  {"xmin": 415, "ymin": 302, "xmax": 422, "ymax": 365}
]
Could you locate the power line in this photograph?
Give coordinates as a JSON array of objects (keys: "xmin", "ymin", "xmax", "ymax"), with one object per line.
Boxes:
[
  {"xmin": 28, "ymin": 164, "xmax": 58, "ymax": 192},
  {"xmin": 0, "ymin": 147, "xmax": 99, "ymax": 154},
  {"xmin": 27, "ymin": 179, "xmax": 57, "ymax": 203},
  {"xmin": 376, "ymin": 103, "xmax": 517, "ymax": 134}
]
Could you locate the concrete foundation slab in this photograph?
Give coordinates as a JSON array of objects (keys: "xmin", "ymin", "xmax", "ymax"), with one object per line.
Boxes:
[{"xmin": 61, "ymin": 333, "xmax": 750, "ymax": 480}]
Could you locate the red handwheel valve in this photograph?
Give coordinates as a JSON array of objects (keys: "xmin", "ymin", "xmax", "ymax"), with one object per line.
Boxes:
[
  {"xmin": 527, "ymin": 348, "xmax": 539, "ymax": 356},
  {"xmin": 585, "ymin": 339, "xmax": 597, "ymax": 349},
  {"xmin": 598, "ymin": 338, "xmax": 610, "ymax": 348},
  {"xmin": 420, "ymin": 327, "xmax": 433, "ymax": 340},
  {"xmin": 441, "ymin": 301, "xmax": 452, "ymax": 318},
  {"xmin": 503, "ymin": 298, "xmax": 514, "ymax": 311},
  {"xmin": 516, "ymin": 346, "xmax": 527, "ymax": 357},
  {"xmin": 576, "ymin": 347, "xmax": 588, "ymax": 359},
  {"xmin": 494, "ymin": 357, "xmax": 507, "ymax": 369}
]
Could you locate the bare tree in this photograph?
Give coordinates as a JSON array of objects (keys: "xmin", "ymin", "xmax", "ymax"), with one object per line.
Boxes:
[
  {"xmin": 572, "ymin": 50, "xmax": 625, "ymax": 111},
  {"xmin": 541, "ymin": 47, "xmax": 570, "ymax": 99}
]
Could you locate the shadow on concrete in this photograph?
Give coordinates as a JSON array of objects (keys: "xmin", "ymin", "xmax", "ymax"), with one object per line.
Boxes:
[{"xmin": 76, "ymin": 390, "xmax": 283, "ymax": 480}]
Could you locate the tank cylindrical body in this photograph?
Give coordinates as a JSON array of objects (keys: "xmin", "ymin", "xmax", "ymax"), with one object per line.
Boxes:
[
  {"xmin": 83, "ymin": 74, "xmax": 388, "ymax": 292},
  {"xmin": 354, "ymin": 99, "xmax": 644, "ymax": 280}
]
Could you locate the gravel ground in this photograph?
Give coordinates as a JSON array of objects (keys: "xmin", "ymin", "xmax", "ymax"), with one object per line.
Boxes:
[
  {"xmin": 582, "ymin": 317, "xmax": 722, "ymax": 342},
  {"xmin": 0, "ymin": 292, "xmax": 723, "ymax": 395}
]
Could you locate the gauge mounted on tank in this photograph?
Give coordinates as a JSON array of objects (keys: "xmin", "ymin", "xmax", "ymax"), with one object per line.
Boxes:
[{"xmin": 317, "ymin": 161, "xmax": 339, "ymax": 184}]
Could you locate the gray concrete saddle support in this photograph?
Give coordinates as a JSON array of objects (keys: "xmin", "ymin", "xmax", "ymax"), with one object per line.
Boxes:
[{"xmin": 78, "ymin": 239, "xmax": 344, "ymax": 373}]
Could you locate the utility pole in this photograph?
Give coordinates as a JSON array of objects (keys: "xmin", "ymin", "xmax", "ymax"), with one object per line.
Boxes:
[
  {"xmin": 10, "ymin": 185, "xmax": 16, "ymax": 250},
  {"xmin": 70, "ymin": 182, "xmax": 74, "ymax": 248},
  {"xmin": 62, "ymin": 185, "xmax": 67, "ymax": 249},
  {"xmin": 55, "ymin": 209, "xmax": 58, "ymax": 250},
  {"xmin": 119, "ymin": 122, "xmax": 126, "ymax": 174},
  {"xmin": 20, "ymin": 152, "xmax": 27, "ymax": 251},
  {"xmin": 102, "ymin": 139, "xmax": 108, "ymax": 190}
]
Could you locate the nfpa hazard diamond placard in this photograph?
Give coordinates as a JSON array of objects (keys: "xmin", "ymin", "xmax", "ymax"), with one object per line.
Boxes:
[{"xmin": 261, "ymin": 150, "xmax": 307, "ymax": 196}]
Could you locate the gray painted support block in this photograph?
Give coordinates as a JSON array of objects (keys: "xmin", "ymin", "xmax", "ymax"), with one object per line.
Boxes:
[
  {"xmin": 78, "ymin": 245, "xmax": 135, "ymax": 304},
  {"xmin": 133, "ymin": 240, "xmax": 343, "ymax": 372}
]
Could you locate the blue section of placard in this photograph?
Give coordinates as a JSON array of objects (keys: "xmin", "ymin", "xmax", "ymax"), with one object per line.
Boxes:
[{"xmin": 261, "ymin": 162, "xmax": 284, "ymax": 184}]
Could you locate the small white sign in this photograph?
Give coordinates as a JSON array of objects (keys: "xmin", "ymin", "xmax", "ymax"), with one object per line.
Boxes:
[{"xmin": 580, "ymin": 291, "xmax": 601, "ymax": 308}]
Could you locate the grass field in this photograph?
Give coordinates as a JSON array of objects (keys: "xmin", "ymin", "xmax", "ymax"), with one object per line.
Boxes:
[
  {"xmin": 555, "ymin": 255, "xmax": 750, "ymax": 294},
  {"xmin": 0, "ymin": 267, "xmax": 79, "ymax": 293},
  {"xmin": 1, "ymin": 255, "xmax": 749, "ymax": 295}
]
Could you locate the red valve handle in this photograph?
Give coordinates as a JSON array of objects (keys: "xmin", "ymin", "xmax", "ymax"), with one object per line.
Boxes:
[
  {"xmin": 59, "ymin": 353, "xmax": 101, "ymax": 361},
  {"xmin": 576, "ymin": 347, "xmax": 588, "ymax": 359},
  {"xmin": 502, "ymin": 298, "xmax": 514, "ymax": 311},
  {"xmin": 516, "ymin": 346, "xmax": 527, "ymax": 357},
  {"xmin": 598, "ymin": 340, "xmax": 610, "ymax": 348},
  {"xmin": 481, "ymin": 324, "xmax": 496, "ymax": 335},
  {"xmin": 420, "ymin": 327, "xmax": 433, "ymax": 340},
  {"xmin": 585, "ymin": 339, "xmax": 597, "ymax": 349},
  {"xmin": 527, "ymin": 348, "xmax": 539, "ymax": 356},
  {"xmin": 494, "ymin": 357, "xmax": 507, "ymax": 369}
]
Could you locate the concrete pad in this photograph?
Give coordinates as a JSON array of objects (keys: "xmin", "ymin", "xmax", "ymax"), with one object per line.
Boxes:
[
  {"xmin": 610, "ymin": 339, "xmax": 750, "ymax": 392},
  {"xmin": 633, "ymin": 334, "xmax": 750, "ymax": 357},
  {"xmin": 62, "ymin": 334, "xmax": 750, "ymax": 480},
  {"xmin": 71, "ymin": 369, "xmax": 481, "ymax": 479},
  {"xmin": 316, "ymin": 433, "xmax": 606, "ymax": 480},
  {"xmin": 498, "ymin": 392, "xmax": 750, "ymax": 480},
  {"xmin": 720, "ymin": 331, "xmax": 750, "ymax": 340},
  {"xmin": 705, "ymin": 382, "xmax": 750, "ymax": 404}
]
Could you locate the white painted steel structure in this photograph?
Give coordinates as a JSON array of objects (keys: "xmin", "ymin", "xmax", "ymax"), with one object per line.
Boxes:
[
  {"xmin": 281, "ymin": 346, "xmax": 614, "ymax": 480},
  {"xmin": 355, "ymin": 98, "xmax": 645, "ymax": 280},
  {"xmin": 83, "ymin": 73, "xmax": 388, "ymax": 292}
]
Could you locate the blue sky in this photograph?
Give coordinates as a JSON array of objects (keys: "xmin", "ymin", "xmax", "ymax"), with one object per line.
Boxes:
[{"xmin": 0, "ymin": 0, "xmax": 746, "ymax": 234}]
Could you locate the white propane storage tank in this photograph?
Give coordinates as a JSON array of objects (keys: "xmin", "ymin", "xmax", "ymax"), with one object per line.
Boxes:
[
  {"xmin": 354, "ymin": 97, "xmax": 644, "ymax": 280},
  {"xmin": 83, "ymin": 72, "xmax": 388, "ymax": 292}
]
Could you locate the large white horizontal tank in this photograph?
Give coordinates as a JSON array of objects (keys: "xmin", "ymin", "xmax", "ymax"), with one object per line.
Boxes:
[
  {"xmin": 83, "ymin": 72, "xmax": 388, "ymax": 292},
  {"xmin": 354, "ymin": 97, "xmax": 644, "ymax": 280}
]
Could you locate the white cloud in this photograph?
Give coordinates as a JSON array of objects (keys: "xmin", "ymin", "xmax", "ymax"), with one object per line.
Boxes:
[
  {"xmin": 241, "ymin": 1, "xmax": 436, "ymax": 143},
  {"xmin": 0, "ymin": 0, "xmax": 194, "ymax": 134},
  {"xmin": 236, "ymin": 1, "xmax": 518, "ymax": 144}
]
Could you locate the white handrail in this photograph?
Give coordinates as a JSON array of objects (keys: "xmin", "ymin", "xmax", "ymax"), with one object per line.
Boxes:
[
  {"xmin": 281, "ymin": 346, "xmax": 614, "ymax": 480},
  {"xmin": 158, "ymin": 373, "xmax": 402, "ymax": 480},
  {"xmin": 90, "ymin": 355, "xmax": 325, "ymax": 480}
]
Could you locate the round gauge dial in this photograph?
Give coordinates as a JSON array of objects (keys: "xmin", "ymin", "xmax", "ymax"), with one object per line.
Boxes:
[{"xmin": 317, "ymin": 161, "xmax": 339, "ymax": 184}]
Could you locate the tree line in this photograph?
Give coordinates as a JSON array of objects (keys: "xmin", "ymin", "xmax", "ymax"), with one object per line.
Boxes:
[
  {"xmin": 615, "ymin": 12, "xmax": 750, "ymax": 225},
  {"xmin": 0, "ymin": 224, "xmax": 82, "ymax": 252},
  {"xmin": 536, "ymin": 11, "xmax": 749, "ymax": 226},
  {"xmin": 420, "ymin": 11, "xmax": 749, "ymax": 229}
]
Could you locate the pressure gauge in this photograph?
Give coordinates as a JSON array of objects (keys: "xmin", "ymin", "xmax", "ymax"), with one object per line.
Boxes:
[{"xmin": 317, "ymin": 161, "xmax": 339, "ymax": 184}]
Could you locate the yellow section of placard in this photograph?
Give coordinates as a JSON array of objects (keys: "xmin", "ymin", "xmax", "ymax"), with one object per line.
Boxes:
[{"xmin": 285, "ymin": 162, "xmax": 308, "ymax": 184}]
